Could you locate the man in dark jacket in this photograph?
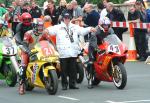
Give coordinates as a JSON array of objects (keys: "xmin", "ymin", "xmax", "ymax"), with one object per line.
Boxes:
[
  {"xmin": 83, "ymin": 3, "xmax": 100, "ymax": 41},
  {"xmin": 21, "ymin": 2, "xmax": 29, "ymax": 14},
  {"xmin": 106, "ymin": 2, "xmax": 128, "ymax": 41},
  {"xmin": 44, "ymin": 0, "xmax": 59, "ymax": 25},
  {"xmin": 30, "ymin": 2, "xmax": 42, "ymax": 18},
  {"xmin": 83, "ymin": 4, "xmax": 100, "ymax": 27}
]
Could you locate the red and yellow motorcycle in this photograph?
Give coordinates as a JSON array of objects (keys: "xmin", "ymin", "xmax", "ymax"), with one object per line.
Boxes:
[{"xmin": 25, "ymin": 40, "xmax": 59, "ymax": 95}]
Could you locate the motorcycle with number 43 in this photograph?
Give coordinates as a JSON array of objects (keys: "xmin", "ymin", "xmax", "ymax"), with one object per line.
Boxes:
[
  {"xmin": 24, "ymin": 40, "xmax": 59, "ymax": 95},
  {"xmin": 79, "ymin": 35, "xmax": 128, "ymax": 89},
  {"xmin": 0, "ymin": 37, "xmax": 19, "ymax": 87}
]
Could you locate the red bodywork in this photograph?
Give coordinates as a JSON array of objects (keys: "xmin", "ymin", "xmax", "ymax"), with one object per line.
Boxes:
[{"xmin": 93, "ymin": 41, "xmax": 128, "ymax": 82}]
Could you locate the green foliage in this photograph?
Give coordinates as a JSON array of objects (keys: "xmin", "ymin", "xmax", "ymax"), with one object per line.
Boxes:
[
  {"xmin": 0, "ymin": 0, "xmax": 4, "ymax": 4},
  {"xmin": 110, "ymin": 0, "xmax": 125, "ymax": 4},
  {"xmin": 90, "ymin": 0, "xmax": 126, "ymax": 4},
  {"xmin": 35, "ymin": 0, "xmax": 46, "ymax": 6},
  {"xmin": 31, "ymin": 0, "xmax": 126, "ymax": 6},
  {"xmin": 3, "ymin": 0, "xmax": 13, "ymax": 7}
]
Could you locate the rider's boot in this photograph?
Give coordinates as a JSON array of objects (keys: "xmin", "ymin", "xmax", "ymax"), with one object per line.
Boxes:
[
  {"xmin": 87, "ymin": 46, "xmax": 96, "ymax": 89},
  {"xmin": 87, "ymin": 61, "xmax": 94, "ymax": 89},
  {"xmin": 18, "ymin": 66, "xmax": 26, "ymax": 95},
  {"xmin": 19, "ymin": 80, "xmax": 25, "ymax": 95}
]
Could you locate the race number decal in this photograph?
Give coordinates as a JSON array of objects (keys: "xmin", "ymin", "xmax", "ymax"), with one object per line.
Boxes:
[
  {"xmin": 2, "ymin": 46, "xmax": 17, "ymax": 55},
  {"xmin": 108, "ymin": 45, "xmax": 120, "ymax": 53},
  {"xmin": 43, "ymin": 47, "xmax": 54, "ymax": 55}
]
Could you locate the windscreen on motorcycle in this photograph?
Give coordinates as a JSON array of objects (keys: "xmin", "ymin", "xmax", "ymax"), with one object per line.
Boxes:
[
  {"xmin": 0, "ymin": 37, "xmax": 13, "ymax": 47},
  {"xmin": 103, "ymin": 35, "xmax": 122, "ymax": 45},
  {"xmin": 0, "ymin": 37, "xmax": 17, "ymax": 55},
  {"xmin": 103, "ymin": 35, "xmax": 127, "ymax": 54},
  {"xmin": 34, "ymin": 40, "xmax": 59, "ymax": 57}
]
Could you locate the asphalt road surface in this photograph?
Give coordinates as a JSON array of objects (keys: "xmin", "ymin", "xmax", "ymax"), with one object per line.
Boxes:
[{"xmin": 0, "ymin": 61, "xmax": 150, "ymax": 103}]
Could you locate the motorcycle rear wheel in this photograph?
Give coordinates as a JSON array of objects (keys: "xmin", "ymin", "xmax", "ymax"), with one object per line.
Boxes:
[
  {"xmin": 76, "ymin": 62, "xmax": 84, "ymax": 83},
  {"xmin": 4, "ymin": 64, "xmax": 17, "ymax": 87},
  {"xmin": 113, "ymin": 62, "xmax": 127, "ymax": 89},
  {"xmin": 45, "ymin": 70, "xmax": 58, "ymax": 95}
]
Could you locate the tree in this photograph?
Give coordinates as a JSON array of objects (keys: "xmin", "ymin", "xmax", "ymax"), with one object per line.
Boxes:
[{"xmin": 34, "ymin": 0, "xmax": 126, "ymax": 6}]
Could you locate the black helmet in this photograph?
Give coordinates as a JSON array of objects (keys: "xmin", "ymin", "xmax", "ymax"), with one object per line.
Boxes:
[{"xmin": 62, "ymin": 10, "xmax": 72, "ymax": 19}]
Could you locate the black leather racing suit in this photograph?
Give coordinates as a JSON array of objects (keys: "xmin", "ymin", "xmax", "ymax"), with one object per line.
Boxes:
[{"xmin": 15, "ymin": 22, "xmax": 33, "ymax": 83}]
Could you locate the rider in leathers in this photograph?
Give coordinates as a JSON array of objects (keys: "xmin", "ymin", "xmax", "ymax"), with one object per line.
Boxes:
[
  {"xmin": 15, "ymin": 12, "xmax": 34, "ymax": 95},
  {"xmin": 88, "ymin": 17, "xmax": 115, "ymax": 88},
  {"xmin": 16, "ymin": 18, "xmax": 52, "ymax": 95}
]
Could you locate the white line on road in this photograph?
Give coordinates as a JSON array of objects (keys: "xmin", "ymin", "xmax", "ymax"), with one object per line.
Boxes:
[
  {"xmin": 106, "ymin": 100, "xmax": 150, "ymax": 103},
  {"xmin": 58, "ymin": 95, "xmax": 80, "ymax": 101}
]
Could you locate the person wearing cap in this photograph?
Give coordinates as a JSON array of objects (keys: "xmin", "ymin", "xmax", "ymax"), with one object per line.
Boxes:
[{"xmin": 43, "ymin": 10, "xmax": 96, "ymax": 90}]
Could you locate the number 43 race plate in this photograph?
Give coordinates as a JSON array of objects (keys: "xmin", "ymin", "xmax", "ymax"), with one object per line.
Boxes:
[{"xmin": 107, "ymin": 45, "xmax": 120, "ymax": 54}]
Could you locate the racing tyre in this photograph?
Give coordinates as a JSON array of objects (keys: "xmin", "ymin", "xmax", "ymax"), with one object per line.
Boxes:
[
  {"xmin": 113, "ymin": 62, "xmax": 127, "ymax": 89},
  {"xmin": 45, "ymin": 70, "xmax": 58, "ymax": 95},
  {"xmin": 4, "ymin": 64, "xmax": 17, "ymax": 87},
  {"xmin": 76, "ymin": 62, "xmax": 84, "ymax": 83}
]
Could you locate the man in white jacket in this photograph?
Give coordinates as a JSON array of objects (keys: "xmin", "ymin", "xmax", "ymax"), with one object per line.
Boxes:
[{"xmin": 43, "ymin": 10, "xmax": 96, "ymax": 90}]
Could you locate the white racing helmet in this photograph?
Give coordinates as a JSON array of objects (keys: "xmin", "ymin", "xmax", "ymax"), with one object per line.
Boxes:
[
  {"xmin": 33, "ymin": 18, "xmax": 44, "ymax": 35},
  {"xmin": 99, "ymin": 17, "xmax": 111, "ymax": 32},
  {"xmin": 99, "ymin": 17, "xmax": 111, "ymax": 25}
]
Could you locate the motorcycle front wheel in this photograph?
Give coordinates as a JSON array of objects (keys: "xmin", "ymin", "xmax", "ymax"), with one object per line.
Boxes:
[
  {"xmin": 3, "ymin": 64, "xmax": 17, "ymax": 87},
  {"xmin": 112, "ymin": 62, "xmax": 127, "ymax": 89},
  {"xmin": 45, "ymin": 70, "xmax": 58, "ymax": 95}
]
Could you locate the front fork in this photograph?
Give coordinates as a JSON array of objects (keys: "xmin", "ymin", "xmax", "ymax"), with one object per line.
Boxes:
[
  {"xmin": 111, "ymin": 61, "xmax": 119, "ymax": 79},
  {"xmin": 10, "ymin": 56, "xmax": 20, "ymax": 73}
]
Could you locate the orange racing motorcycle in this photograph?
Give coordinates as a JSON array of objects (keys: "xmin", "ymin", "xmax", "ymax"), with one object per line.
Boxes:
[{"xmin": 79, "ymin": 35, "xmax": 128, "ymax": 89}]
